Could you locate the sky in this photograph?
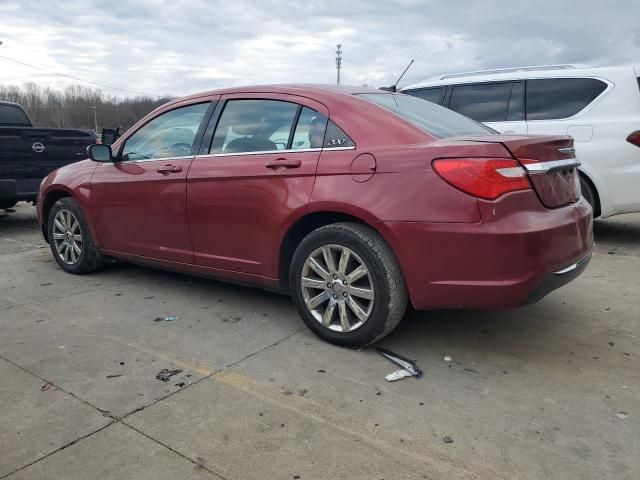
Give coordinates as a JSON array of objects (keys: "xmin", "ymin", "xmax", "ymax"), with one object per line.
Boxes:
[{"xmin": 0, "ymin": 0, "xmax": 638, "ymax": 98}]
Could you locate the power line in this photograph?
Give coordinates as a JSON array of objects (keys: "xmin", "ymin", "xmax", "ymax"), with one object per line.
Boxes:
[{"xmin": 0, "ymin": 54, "xmax": 158, "ymax": 97}]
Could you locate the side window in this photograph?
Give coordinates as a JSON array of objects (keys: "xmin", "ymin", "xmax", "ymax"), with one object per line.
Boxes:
[
  {"xmin": 291, "ymin": 107, "xmax": 328, "ymax": 150},
  {"xmin": 210, "ymin": 99, "xmax": 298, "ymax": 154},
  {"xmin": 526, "ymin": 78, "xmax": 608, "ymax": 120},
  {"xmin": 448, "ymin": 82, "xmax": 512, "ymax": 122},
  {"xmin": 323, "ymin": 121, "xmax": 355, "ymax": 148},
  {"xmin": 121, "ymin": 103, "xmax": 209, "ymax": 161},
  {"xmin": 507, "ymin": 81, "xmax": 524, "ymax": 121},
  {"xmin": 404, "ymin": 87, "xmax": 443, "ymax": 104}
]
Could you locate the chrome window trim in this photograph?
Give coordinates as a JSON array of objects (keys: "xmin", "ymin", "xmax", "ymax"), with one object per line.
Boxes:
[
  {"xmin": 113, "ymin": 155, "xmax": 195, "ymax": 164},
  {"xmin": 524, "ymin": 158, "xmax": 581, "ymax": 174},
  {"xmin": 195, "ymin": 145, "xmax": 355, "ymax": 158}
]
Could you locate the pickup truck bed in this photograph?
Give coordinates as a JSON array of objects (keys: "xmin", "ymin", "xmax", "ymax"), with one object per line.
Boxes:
[{"xmin": 0, "ymin": 101, "xmax": 97, "ymax": 208}]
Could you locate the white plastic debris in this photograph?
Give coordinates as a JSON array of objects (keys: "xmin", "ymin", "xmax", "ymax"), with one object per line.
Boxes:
[
  {"xmin": 385, "ymin": 369, "xmax": 414, "ymax": 382},
  {"xmin": 444, "ymin": 355, "xmax": 452, "ymax": 362},
  {"xmin": 616, "ymin": 413, "xmax": 628, "ymax": 419}
]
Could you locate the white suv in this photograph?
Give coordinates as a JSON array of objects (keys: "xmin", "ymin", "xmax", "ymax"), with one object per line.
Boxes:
[{"xmin": 401, "ymin": 65, "xmax": 640, "ymax": 218}]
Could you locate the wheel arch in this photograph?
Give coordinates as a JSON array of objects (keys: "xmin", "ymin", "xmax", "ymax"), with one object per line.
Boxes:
[
  {"xmin": 578, "ymin": 170, "xmax": 601, "ymax": 218},
  {"xmin": 278, "ymin": 210, "xmax": 393, "ymax": 292},
  {"xmin": 42, "ymin": 189, "xmax": 73, "ymax": 242}
]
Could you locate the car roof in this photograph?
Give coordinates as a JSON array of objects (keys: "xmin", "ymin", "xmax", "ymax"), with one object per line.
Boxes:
[
  {"xmin": 166, "ymin": 84, "xmax": 384, "ymax": 107},
  {"xmin": 401, "ymin": 65, "xmax": 639, "ymax": 90}
]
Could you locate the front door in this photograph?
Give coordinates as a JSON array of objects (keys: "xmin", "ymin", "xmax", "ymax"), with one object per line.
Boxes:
[
  {"xmin": 91, "ymin": 101, "xmax": 212, "ymax": 263},
  {"xmin": 187, "ymin": 95, "xmax": 330, "ymax": 278}
]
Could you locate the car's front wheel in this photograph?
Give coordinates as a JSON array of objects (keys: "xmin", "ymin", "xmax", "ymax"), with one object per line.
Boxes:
[
  {"xmin": 48, "ymin": 197, "xmax": 106, "ymax": 274},
  {"xmin": 290, "ymin": 223, "xmax": 407, "ymax": 347}
]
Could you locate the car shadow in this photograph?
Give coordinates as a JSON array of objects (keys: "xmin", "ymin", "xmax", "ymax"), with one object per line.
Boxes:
[{"xmin": 594, "ymin": 214, "xmax": 640, "ymax": 248}]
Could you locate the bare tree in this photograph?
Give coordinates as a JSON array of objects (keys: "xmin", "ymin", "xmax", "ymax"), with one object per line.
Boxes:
[{"xmin": 0, "ymin": 83, "xmax": 173, "ymax": 132}]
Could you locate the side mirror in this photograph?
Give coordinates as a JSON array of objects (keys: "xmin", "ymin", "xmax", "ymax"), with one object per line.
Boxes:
[
  {"xmin": 101, "ymin": 127, "xmax": 122, "ymax": 146},
  {"xmin": 87, "ymin": 144, "xmax": 113, "ymax": 162}
]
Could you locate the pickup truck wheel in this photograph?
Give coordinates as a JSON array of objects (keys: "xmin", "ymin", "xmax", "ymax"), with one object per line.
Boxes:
[
  {"xmin": 48, "ymin": 197, "xmax": 105, "ymax": 274},
  {"xmin": 290, "ymin": 222, "xmax": 407, "ymax": 348}
]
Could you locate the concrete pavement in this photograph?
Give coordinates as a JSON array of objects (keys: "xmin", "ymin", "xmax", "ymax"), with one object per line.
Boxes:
[{"xmin": 1, "ymin": 203, "xmax": 638, "ymax": 479}]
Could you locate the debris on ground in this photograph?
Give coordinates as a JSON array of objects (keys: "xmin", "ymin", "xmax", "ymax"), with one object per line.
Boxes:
[
  {"xmin": 156, "ymin": 368, "xmax": 183, "ymax": 381},
  {"xmin": 40, "ymin": 382, "xmax": 53, "ymax": 391},
  {"xmin": 443, "ymin": 436, "xmax": 454, "ymax": 444},
  {"xmin": 616, "ymin": 412, "xmax": 628, "ymax": 419},
  {"xmin": 376, "ymin": 347, "xmax": 422, "ymax": 381},
  {"xmin": 154, "ymin": 315, "xmax": 178, "ymax": 322},
  {"xmin": 444, "ymin": 355, "xmax": 452, "ymax": 362},
  {"xmin": 106, "ymin": 374, "xmax": 122, "ymax": 378},
  {"xmin": 385, "ymin": 369, "xmax": 413, "ymax": 381},
  {"xmin": 175, "ymin": 382, "xmax": 186, "ymax": 388}
]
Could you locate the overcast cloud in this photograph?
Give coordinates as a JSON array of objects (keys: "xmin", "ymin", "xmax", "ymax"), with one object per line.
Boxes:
[{"xmin": 0, "ymin": 0, "xmax": 638, "ymax": 98}]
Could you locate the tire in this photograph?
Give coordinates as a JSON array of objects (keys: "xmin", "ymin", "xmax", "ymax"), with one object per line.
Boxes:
[
  {"xmin": 289, "ymin": 222, "xmax": 408, "ymax": 347},
  {"xmin": 47, "ymin": 197, "xmax": 106, "ymax": 274},
  {"xmin": 579, "ymin": 175, "xmax": 598, "ymax": 217},
  {"xmin": 0, "ymin": 201, "xmax": 17, "ymax": 210}
]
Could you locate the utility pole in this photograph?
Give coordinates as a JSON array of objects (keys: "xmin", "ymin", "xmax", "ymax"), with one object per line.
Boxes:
[
  {"xmin": 335, "ymin": 44, "xmax": 342, "ymax": 85},
  {"xmin": 91, "ymin": 106, "xmax": 98, "ymax": 133}
]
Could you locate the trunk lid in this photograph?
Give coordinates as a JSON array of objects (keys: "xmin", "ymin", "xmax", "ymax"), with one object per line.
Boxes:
[{"xmin": 459, "ymin": 134, "xmax": 581, "ymax": 208}]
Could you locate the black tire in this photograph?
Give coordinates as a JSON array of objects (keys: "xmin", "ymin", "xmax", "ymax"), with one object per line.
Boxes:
[
  {"xmin": 579, "ymin": 175, "xmax": 598, "ymax": 217},
  {"xmin": 289, "ymin": 222, "xmax": 407, "ymax": 347},
  {"xmin": 47, "ymin": 197, "xmax": 106, "ymax": 274},
  {"xmin": 0, "ymin": 201, "xmax": 17, "ymax": 210}
]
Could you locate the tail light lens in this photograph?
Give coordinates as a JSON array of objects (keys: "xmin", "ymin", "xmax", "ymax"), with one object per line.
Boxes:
[
  {"xmin": 627, "ymin": 130, "xmax": 640, "ymax": 148},
  {"xmin": 432, "ymin": 157, "xmax": 531, "ymax": 200}
]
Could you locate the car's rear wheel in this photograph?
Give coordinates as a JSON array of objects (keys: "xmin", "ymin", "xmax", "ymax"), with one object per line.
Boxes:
[
  {"xmin": 290, "ymin": 222, "xmax": 407, "ymax": 347},
  {"xmin": 48, "ymin": 197, "xmax": 106, "ymax": 274}
]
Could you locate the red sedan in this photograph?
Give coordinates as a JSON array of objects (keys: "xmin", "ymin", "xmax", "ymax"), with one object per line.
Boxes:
[{"xmin": 36, "ymin": 85, "xmax": 593, "ymax": 346}]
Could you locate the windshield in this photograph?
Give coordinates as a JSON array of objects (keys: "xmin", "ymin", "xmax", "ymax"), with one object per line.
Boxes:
[
  {"xmin": 0, "ymin": 104, "xmax": 31, "ymax": 126},
  {"xmin": 357, "ymin": 93, "xmax": 494, "ymax": 138}
]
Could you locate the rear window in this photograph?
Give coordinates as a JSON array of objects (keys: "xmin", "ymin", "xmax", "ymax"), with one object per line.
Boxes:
[
  {"xmin": 357, "ymin": 93, "xmax": 493, "ymax": 138},
  {"xmin": 403, "ymin": 87, "xmax": 443, "ymax": 104},
  {"xmin": 0, "ymin": 104, "xmax": 31, "ymax": 126},
  {"xmin": 449, "ymin": 82, "xmax": 513, "ymax": 122},
  {"xmin": 526, "ymin": 78, "xmax": 608, "ymax": 120}
]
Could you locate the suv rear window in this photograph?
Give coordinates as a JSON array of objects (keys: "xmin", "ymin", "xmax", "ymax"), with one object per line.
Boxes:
[
  {"xmin": 526, "ymin": 78, "xmax": 607, "ymax": 120},
  {"xmin": 449, "ymin": 82, "xmax": 513, "ymax": 122},
  {"xmin": 0, "ymin": 104, "xmax": 31, "ymax": 126},
  {"xmin": 358, "ymin": 93, "xmax": 493, "ymax": 138}
]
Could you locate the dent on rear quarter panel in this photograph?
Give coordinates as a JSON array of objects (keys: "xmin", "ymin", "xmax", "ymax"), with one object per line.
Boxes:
[{"xmin": 313, "ymin": 145, "xmax": 486, "ymax": 223}]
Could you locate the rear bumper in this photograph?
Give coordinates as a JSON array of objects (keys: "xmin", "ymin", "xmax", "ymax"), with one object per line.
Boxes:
[
  {"xmin": 524, "ymin": 248, "xmax": 592, "ymax": 305},
  {"xmin": 381, "ymin": 192, "xmax": 593, "ymax": 310},
  {"xmin": 0, "ymin": 178, "xmax": 41, "ymax": 203}
]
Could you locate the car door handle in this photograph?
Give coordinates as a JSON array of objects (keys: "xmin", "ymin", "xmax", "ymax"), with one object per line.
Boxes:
[
  {"xmin": 157, "ymin": 164, "xmax": 183, "ymax": 173},
  {"xmin": 265, "ymin": 158, "xmax": 301, "ymax": 169}
]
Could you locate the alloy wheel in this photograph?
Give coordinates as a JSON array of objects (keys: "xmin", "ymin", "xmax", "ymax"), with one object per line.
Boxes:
[
  {"xmin": 52, "ymin": 209, "xmax": 83, "ymax": 265},
  {"xmin": 300, "ymin": 244, "xmax": 375, "ymax": 332}
]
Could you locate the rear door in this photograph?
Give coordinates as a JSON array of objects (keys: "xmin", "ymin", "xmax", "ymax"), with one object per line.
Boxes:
[
  {"xmin": 446, "ymin": 81, "xmax": 528, "ymax": 134},
  {"xmin": 187, "ymin": 94, "xmax": 329, "ymax": 278},
  {"xmin": 91, "ymin": 100, "xmax": 214, "ymax": 263}
]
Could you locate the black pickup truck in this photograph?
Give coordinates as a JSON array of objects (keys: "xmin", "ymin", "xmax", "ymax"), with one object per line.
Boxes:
[{"xmin": 0, "ymin": 101, "xmax": 97, "ymax": 209}]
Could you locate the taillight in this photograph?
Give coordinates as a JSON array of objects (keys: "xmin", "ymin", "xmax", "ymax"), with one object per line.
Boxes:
[
  {"xmin": 627, "ymin": 130, "xmax": 640, "ymax": 148},
  {"xmin": 432, "ymin": 157, "xmax": 531, "ymax": 200}
]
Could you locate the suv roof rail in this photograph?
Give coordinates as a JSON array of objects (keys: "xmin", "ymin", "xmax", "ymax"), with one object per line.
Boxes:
[{"xmin": 436, "ymin": 64, "xmax": 582, "ymax": 80}]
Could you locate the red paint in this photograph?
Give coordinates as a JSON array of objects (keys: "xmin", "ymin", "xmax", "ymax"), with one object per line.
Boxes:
[{"xmin": 37, "ymin": 85, "xmax": 593, "ymax": 310}]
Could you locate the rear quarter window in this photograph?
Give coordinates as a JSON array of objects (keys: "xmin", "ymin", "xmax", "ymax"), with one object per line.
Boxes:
[{"xmin": 526, "ymin": 78, "xmax": 608, "ymax": 120}]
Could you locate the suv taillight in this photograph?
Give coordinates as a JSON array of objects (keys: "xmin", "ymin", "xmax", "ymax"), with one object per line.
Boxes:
[
  {"xmin": 432, "ymin": 157, "xmax": 531, "ymax": 200},
  {"xmin": 627, "ymin": 130, "xmax": 640, "ymax": 148}
]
